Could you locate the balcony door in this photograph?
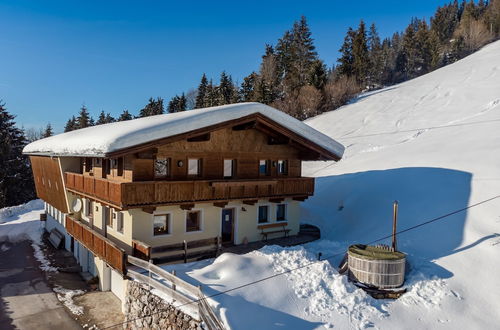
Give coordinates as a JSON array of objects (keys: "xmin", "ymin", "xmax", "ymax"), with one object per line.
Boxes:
[{"xmin": 221, "ymin": 208, "xmax": 235, "ymax": 245}]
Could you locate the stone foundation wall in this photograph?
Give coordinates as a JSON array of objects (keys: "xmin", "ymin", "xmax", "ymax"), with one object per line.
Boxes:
[{"xmin": 123, "ymin": 280, "xmax": 202, "ymax": 330}]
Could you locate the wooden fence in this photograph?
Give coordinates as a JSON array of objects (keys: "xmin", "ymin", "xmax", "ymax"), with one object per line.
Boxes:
[{"xmin": 127, "ymin": 255, "xmax": 225, "ymax": 330}]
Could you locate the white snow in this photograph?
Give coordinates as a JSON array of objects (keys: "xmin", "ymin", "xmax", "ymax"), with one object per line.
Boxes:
[
  {"xmin": 22, "ymin": 102, "xmax": 344, "ymax": 159},
  {"xmin": 161, "ymin": 40, "xmax": 500, "ymax": 329},
  {"xmin": 53, "ymin": 285, "xmax": 85, "ymax": 315},
  {"xmin": 0, "ymin": 199, "xmax": 58, "ymax": 272}
]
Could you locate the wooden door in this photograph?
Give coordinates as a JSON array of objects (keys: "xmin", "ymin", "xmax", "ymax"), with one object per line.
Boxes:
[{"xmin": 221, "ymin": 208, "xmax": 234, "ymax": 245}]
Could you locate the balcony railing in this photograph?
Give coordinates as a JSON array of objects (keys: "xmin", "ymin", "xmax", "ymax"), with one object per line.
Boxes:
[
  {"xmin": 65, "ymin": 215, "xmax": 126, "ymax": 274},
  {"xmin": 65, "ymin": 172, "xmax": 314, "ymax": 208}
]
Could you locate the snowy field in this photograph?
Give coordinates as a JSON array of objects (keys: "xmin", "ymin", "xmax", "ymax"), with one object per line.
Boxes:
[{"xmin": 163, "ymin": 40, "xmax": 500, "ymax": 329}]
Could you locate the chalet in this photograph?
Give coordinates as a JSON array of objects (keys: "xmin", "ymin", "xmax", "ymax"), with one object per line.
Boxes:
[{"xmin": 23, "ymin": 102, "xmax": 344, "ymax": 303}]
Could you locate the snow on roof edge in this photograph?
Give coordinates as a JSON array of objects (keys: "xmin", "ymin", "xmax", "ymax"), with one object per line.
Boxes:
[{"xmin": 23, "ymin": 102, "xmax": 345, "ymax": 160}]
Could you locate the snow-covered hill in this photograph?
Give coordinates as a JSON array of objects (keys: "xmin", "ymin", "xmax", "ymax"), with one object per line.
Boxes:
[
  {"xmin": 299, "ymin": 40, "xmax": 500, "ymax": 329},
  {"xmin": 163, "ymin": 41, "xmax": 500, "ymax": 330}
]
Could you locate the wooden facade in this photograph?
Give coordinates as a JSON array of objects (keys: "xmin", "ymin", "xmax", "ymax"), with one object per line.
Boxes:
[{"xmin": 30, "ymin": 156, "xmax": 68, "ymax": 213}]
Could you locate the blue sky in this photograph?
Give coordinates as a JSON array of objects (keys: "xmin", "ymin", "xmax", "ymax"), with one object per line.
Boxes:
[{"xmin": 0, "ymin": 0, "xmax": 450, "ymax": 132}]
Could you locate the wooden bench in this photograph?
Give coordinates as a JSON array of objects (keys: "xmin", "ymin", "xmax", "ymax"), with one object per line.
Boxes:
[{"xmin": 258, "ymin": 223, "xmax": 290, "ymax": 241}]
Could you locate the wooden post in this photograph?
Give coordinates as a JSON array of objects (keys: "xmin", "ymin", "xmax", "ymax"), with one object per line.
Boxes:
[
  {"xmin": 216, "ymin": 236, "xmax": 222, "ymax": 256},
  {"xmin": 317, "ymin": 252, "xmax": 322, "ymax": 261},
  {"xmin": 171, "ymin": 270, "xmax": 176, "ymax": 291},
  {"xmin": 148, "ymin": 259, "xmax": 153, "ymax": 290},
  {"xmin": 183, "ymin": 240, "xmax": 188, "ymax": 263},
  {"xmin": 392, "ymin": 200, "xmax": 398, "ymax": 251}
]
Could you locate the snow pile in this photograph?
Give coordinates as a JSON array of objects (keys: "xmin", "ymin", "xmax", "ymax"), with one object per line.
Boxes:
[
  {"xmin": 53, "ymin": 285, "xmax": 85, "ymax": 315},
  {"xmin": 0, "ymin": 199, "xmax": 58, "ymax": 272},
  {"xmin": 257, "ymin": 245, "xmax": 387, "ymax": 329},
  {"xmin": 23, "ymin": 102, "xmax": 344, "ymax": 159},
  {"xmin": 163, "ymin": 41, "xmax": 500, "ymax": 329}
]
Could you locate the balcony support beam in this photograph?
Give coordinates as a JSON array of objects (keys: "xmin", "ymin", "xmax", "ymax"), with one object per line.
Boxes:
[{"xmin": 180, "ymin": 203, "xmax": 195, "ymax": 211}]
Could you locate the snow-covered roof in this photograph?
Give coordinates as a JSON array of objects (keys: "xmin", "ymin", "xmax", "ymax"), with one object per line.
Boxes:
[{"xmin": 23, "ymin": 102, "xmax": 345, "ymax": 159}]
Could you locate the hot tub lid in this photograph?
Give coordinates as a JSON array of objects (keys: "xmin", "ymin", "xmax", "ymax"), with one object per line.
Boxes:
[{"xmin": 348, "ymin": 244, "xmax": 405, "ymax": 261}]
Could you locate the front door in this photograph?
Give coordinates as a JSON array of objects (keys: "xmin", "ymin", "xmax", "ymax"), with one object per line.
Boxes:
[{"xmin": 221, "ymin": 208, "xmax": 234, "ymax": 245}]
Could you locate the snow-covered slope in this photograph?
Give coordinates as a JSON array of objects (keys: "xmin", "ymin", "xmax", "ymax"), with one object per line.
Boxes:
[
  {"xmin": 163, "ymin": 41, "xmax": 500, "ymax": 330},
  {"xmin": 300, "ymin": 40, "xmax": 500, "ymax": 329}
]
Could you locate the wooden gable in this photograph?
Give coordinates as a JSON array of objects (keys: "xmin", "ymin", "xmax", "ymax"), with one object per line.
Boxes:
[{"xmin": 105, "ymin": 113, "xmax": 339, "ymax": 161}]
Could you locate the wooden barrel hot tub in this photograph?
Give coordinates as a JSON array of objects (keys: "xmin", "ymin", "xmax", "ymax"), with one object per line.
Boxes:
[{"xmin": 347, "ymin": 244, "xmax": 406, "ymax": 289}]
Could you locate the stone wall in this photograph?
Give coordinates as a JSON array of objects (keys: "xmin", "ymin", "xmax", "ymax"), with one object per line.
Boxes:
[{"xmin": 123, "ymin": 280, "xmax": 202, "ymax": 330}]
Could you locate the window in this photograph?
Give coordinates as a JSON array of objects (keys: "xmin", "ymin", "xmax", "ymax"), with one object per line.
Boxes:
[
  {"xmin": 277, "ymin": 160, "xmax": 288, "ymax": 175},
  {"xmin": 94, "ymin": 158, "xmax": 101, "ymax": 166},
  {"xmin": 105, "ymin": 159, "xmax": 111, "ymax": 176},
  {"xmin": 84, "ymin": 199, "xmax": 93, "ymax": 218},
  {"xmin": 259, "ymin": 160, "xmax": 269, "ymax": 175},
  {"xmin": 85, "ymin": 157, "xmax": 93, "ymax": 172},
  {"xmin": 186, "ymin": 210, "xmax": 201, "ymax": 232},
  {"xmin": 153, "ymin": 214, "xmax": 170, "ymax": 236},
  {"xmin": 258, "ymin": 205, "xmax": 269, "ymax": 223},
  {"xmin": 117, "ymin": 157, "xmax": 124, "ymax": 176},
  {"xmin": 276, "ymin": 204, "xmax": 287, "ymax": 222},
  {"xmin": 155, "ymin": 158, "xmax": 170, "ymax": 178},
  {"xmin": 188, "ymin": 158, "xmax": 201, "ymax": 176},
  {"xmin": 116, "ymin": 211, "xmax": 124, "ymax": 233},
  {"xmin": 104, "ymin": 206, "xmax": 112, "ymax": 228},
  {"xmin": 224, "ymin": 159, "xmax": 234, "ymax": 178}
]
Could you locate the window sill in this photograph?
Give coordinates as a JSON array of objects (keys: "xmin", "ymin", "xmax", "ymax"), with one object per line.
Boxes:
[
  {"xmin": 185, "ymin": 230, "xmax": 203, "ymax": 234},
  {"xmin": 153, "ymin": 233, "xmax": 172, "ymax": 238}
]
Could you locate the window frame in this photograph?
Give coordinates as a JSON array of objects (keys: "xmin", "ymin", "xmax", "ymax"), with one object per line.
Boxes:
[
  {"xmin": 187, "ymin": 158, "xmax": 202, "ymax": 177},
  {"xmin": 104, "ymin": 206, "xmax": 112, "ymax": 229},
  {"xmin": 185, "ymin": 209, "xmax": 203, "ymax": 233},
  {"xmin": 153, "ymin": 213, "xmax": 172, "ymax": 237},
  {"xmin": 223, "ymin": 159, "xmax": 235, "ymax": 178},
  {"xmin": 154, "ymin": 157, "xmax": 171, "ymax": 179},
  {"xmin": 257, "ymin": 204, "xmax": 270, "ymax": 224},
  {"xmin": 276, "ymin": 204, "xmax": 287, "ymax": 222},
  {"xmin": 277, "ymin": 160, "xmax": 288, "ymax": 175},
  {"xmin": 259, "ymin": 160, "xmax": 270, "ymax": 176},
  {"xmin": 116, "ymin": 210, "xmax": 124, "ymax": 234}
]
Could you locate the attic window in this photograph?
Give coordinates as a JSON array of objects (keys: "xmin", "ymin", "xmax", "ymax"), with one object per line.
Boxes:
[
  {"xmin": 187, "ymin": 133, "xmax": 210, "ymax": 142},
  {"xmin": 268, "ymin": 136, "xmax": 289, "ymax": 145}
]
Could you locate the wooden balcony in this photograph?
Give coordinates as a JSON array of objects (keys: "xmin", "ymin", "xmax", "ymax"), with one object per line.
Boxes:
[
  {"xmin": 65, "ymin": 215, "xmax": 126, "ymax": 274},
  {"xmin": 65, "ymin": 172, "xmax": 314, "ymax": 209}
]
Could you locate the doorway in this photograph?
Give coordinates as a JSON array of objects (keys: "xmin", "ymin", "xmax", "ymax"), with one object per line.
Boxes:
[{"xmin": 221, "ymin": 208, "xmax": 235, "ymax": 245}]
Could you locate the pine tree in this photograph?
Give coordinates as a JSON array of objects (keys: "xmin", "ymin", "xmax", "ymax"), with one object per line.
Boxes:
[
  {"xmin": 167, "ymin": 93, "xmax": 187, "ymax": 113},
  {"xmin": 337, "ymin": 27, "xmax": 356, "ymax": 77},
  {"xmin": 96, "ymin": 111, "xmax": 115, "ymax": 125},
  {"xmin": 96, "ymin": 111, "xmax": 107, "ymax": 125},
  {"xmin": 401, "ymin": 19, "xmax": 420, "ymax": 80},
  {"xmin": 431, "ymin": 1, "xmax": 460, "ymax": 44},
  {"xmin": 76, "ymin": 105, "xmax": 93, "ymax": 129},
  {"xmin": 117, "ymin": 110, "xmax": 133, "ymax": 121},
  {"xmin": 368, "ymin": 23, "xmax": 383, "ymax": 86},
  {"xmin": 239, "ymin": 72, "xmax": 258, "ymax": 102},
  {"xmin": 139, "ymin": 97, "xmax": 164, "ymax": 117},
  {"xmin": 195, "ymin": 74, "xmax": 208, "ymax": 109},
  {"xmin": 64, "ymin": 116, "xmax": 77, "ymax": 132},
  {"xmin": 308, "ymin": 60, "xmax": 327, "ymax": 90},
  {"xmin": 0, "ymin": 102, "xmax": 35, "ymax": 208},
  {"xmin": 218, "ymin": 71, "xmax": 236, "ymax": 105},
  {"xmin": 352, "ymin": 20, "xmax": 370, "ymax": 84},
  {"xmin": 204, "ymin": 80, "xmax": 218, "ymax": 107},
  {"xmin": 42, "ymin": 123, "xmax": 53, "ymax": 138}
]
